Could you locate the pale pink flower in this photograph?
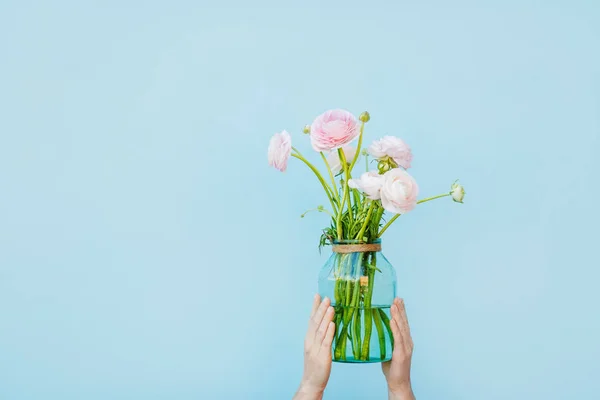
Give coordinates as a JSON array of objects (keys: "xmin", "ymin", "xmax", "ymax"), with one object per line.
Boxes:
[
  {"xmin": 348, "ymin": 171, "xmax": 384, "ymax": 200},
  {"xmin": 268, "ymin": 130, "xmax": 292, "ymax": 172},
  {"xmin": 326, "ymin": 145, "xmax": 357, "ymax": 175},
  {"xmin": 368, "ymin": 136, "xmax": 413, "ymax": 169},
  {"xmin": 380, "ymin": 168, "xmax": 419, "ymax": 214},
  {"xmin": 310, "ymin": 109, "xmax": 359, "ymax": 152}
]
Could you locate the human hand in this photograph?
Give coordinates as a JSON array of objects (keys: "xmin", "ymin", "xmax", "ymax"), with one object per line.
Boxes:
[
  {"xmin": 382, "ymin": 298, "xmax": 415, "ymax": 400},
  {"xmin": 293, "ymin": 295, "xmax": 336, "ymax": 400}
]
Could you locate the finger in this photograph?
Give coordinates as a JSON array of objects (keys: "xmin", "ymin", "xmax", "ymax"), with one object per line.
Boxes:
[
  {"xmin": 310, "ymin": 294, "xmax": 321, "ymax": 319},
  {"xmin": 390, "ymin": 304, "xmax": 404, "ymax": 348},
  {"xmin": 398, "ymin": 299, "xmax": 413, "ymax": 351},
  {"xmin": 315, "ymin": 306, "xmax": 335, "ymax": 345},
  {"xmin": 398, "ymin": 299, "xmax": 409, "ymax": 333},
  {"xmin": 390, "ymin": 304, "xmax": 405, "ymax": 352},
  {"xmin": 305, "ymin": 295, "xmax": 324, "ymax": 349},
  {"xmin": 311, "ymin": 297, "xmax": 331, "ymax": 329},
  {"xmin": 321, "ymin": 321, "xmax": 336, "ymax": 352},
  {"xmin": 391, "ymin": 302, "xmax": 401, "ymax": 326}
]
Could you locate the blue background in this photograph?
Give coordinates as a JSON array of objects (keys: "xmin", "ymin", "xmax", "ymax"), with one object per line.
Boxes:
[{"xmin": 1, "ymin": 1, "xmax": 599, "ymax": 399}]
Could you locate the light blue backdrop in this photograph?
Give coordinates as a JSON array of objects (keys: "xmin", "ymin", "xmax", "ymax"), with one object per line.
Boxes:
[{"xmin": 1, "ymin": 1, "xmax": 599, "ymax": 399}]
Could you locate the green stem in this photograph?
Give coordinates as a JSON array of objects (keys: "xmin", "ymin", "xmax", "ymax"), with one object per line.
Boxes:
[
  {"xmin": 333, "ymin": 307, "xmax": 343, "ymax": 360},
  {"xmin": 332, "ymin": 259, "xmax": 343, "ymax": 361},
  {"xmin": 348, "ymin": 121, "xmax": 365, "ymax": 173},
  {"xmin": 338, "ymin": 148, "xmax": 353, "ymax": 226},
  {"xmin": 360, "ymin": 253, "xmax": 376, "ymax": 360},
  {"xmin": 291, "ymin": 152, "xmax": 338, "ymax": 213},
  {"xmin": 336, "ymin": 279, "xmax": 360, "ymax": 361},
  {"xmin": 301, "ymin": 207, "xmax": 335, "ymax": 219},
  {"xmin": 347, "ymin": 327, "xmax": 355, "ymax": 357},
  {"xmin": 417, "ymin": 193, "xmax": 451, "ymax": 204},
  {"xmin": 352, "ymin": 252, "xmax": 367, "ymax": 360},
  {"xmin": 340, "ymin": 330, "xmax": 347, "ymax": 361},
  {"xmin": 377, "ymin": 192, "xmax": 452, "ymax": 237},
  {"xmin": 334, "ymin": 254, "xmax": 364, "ymax": 361},
  {"xmin": 334, "ymin": 278, "xmax": 341, "ymax": 305},
  {"xmin": 341, "ymin": 279, "xmax": 354, "ymax": 360},
  {"xmin": 378, "ymin": 308, "xmax": 394, "ymax": 348},
  {"xmin": 334, "ymin": 256, "xmax": 350, "ymax": 359},
  {"xmin": 355, "ymin": 202, "xmax": 376, "ymax": 240},
  {"xmin": 373, "ymin": 308, "xmax": 386, "ymax": 360},
  {"xmin": 377, "ymin": 214, "xmax": 400, "ymax": 238},
  {"xmin": 353, "ymin": 307, "xmax": 362, "ymax": 360},
  {"xmin": 361, "ymin": 311, "xmax": 372, "ymax": 360},
  {"xmin": 344, "ymin": 279, "xmax": 352, "ymax": 306},
  {"xmin": 376, "ymin": 206, "xmax": 385, "ymax": 222},
  {"xmin": 320, "ymin": 152, "xmax": 337, "ymax": 191},
  {"xmin": 352, "ymin": 189, "xmax": 361, "ymax": 214},
  {"xmin": 336, "ymin": 172, "xmax": 350, "ymax": 238}
]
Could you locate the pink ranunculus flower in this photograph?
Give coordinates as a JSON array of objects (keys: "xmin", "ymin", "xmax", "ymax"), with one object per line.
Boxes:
[
  {"xmin": 268, "ymin": 130, "xmax": 292, "ymax": 172},
  {"xmin": 310, "ymin": 109, "xmax": 359, "ymax": 152},
  {"xmin": 368, "ymin": 136, "xmax": 413, "ymax": 169},
  {"xmin": 380, "ymin": 168, "xmax": 419, "ymax": 214},
  {"xmin": 326, "ymin": 145, "xmax": 357, "ymax": 175},
  {"xmin": 348, "ymin": 171, "xmax": 384, "ymax": 200}
]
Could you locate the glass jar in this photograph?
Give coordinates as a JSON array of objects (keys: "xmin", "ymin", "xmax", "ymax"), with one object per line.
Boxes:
[{"xmin": 318, "ymin": 239, "xmax": 396, "ymax": 363}]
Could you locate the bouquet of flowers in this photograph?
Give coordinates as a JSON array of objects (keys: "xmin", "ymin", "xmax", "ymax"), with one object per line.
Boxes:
[{"xmin": 268, "ymin": 109, "xmax": 465, "ymax": 363}]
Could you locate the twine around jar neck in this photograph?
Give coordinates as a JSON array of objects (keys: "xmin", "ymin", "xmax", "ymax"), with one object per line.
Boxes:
[{"xmin": 332, "ymin": 243, "xmax": 382, "ymax": 254}]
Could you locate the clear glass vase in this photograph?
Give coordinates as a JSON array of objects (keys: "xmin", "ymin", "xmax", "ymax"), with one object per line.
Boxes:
[{"xmin": 318, "ymin": 239, "xmax": 396, "ymax": 363}]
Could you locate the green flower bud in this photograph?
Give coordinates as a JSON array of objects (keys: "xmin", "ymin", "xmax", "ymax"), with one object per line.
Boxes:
[
  {"xmin": 377, "ymin": 157, "xmax": 398, "ymax": 174},
  {"xmin": 302, "ymin": 125, "xmax": 311, "ymax": 134},
  {"xmin": 450, "ymin": 180, "xmax": 466, "ymax": 203},
  {"xmin": 359, "ymin": 111, "xmax": 370, "ymax": 123},
  {"xmin": 377, "ymin": 160, "xmax": 391, "ymax": 174}
]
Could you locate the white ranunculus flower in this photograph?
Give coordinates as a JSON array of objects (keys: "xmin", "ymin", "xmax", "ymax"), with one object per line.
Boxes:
[
  {"xmin": 380, "ymin": 168, "xmax": 419, "ymax": 214},
  {"xmin": 348, "ymin": 171, "xmax": 384, "ymax": 200},
  {"xmin": 368, "ymin": 136, "xmax": 413, "ymax": 169}
]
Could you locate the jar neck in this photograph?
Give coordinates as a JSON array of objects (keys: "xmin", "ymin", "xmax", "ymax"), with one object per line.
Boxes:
[{"xmin": 332, "ymin": 239, "xmax": 382, "ymax": 254}]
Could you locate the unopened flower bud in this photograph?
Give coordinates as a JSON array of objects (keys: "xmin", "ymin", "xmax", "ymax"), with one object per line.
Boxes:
[
  {"xmin": 302, "ymin": 125, "xmax": 311, "ymax": 134},
  {"xmin": 359, "ymin": 111, "xmax": 370, "ymax": 123},
  {"xmin": 451, "ymin": 180, "xmax": 465, "ymax": 203},
  {"xmin": 377, "ymin": 161, "xmax": 391, "ymax": 174},
  {"xmin": 377, "ymin": 157, "xmax": 397, "ymax": 174}
]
